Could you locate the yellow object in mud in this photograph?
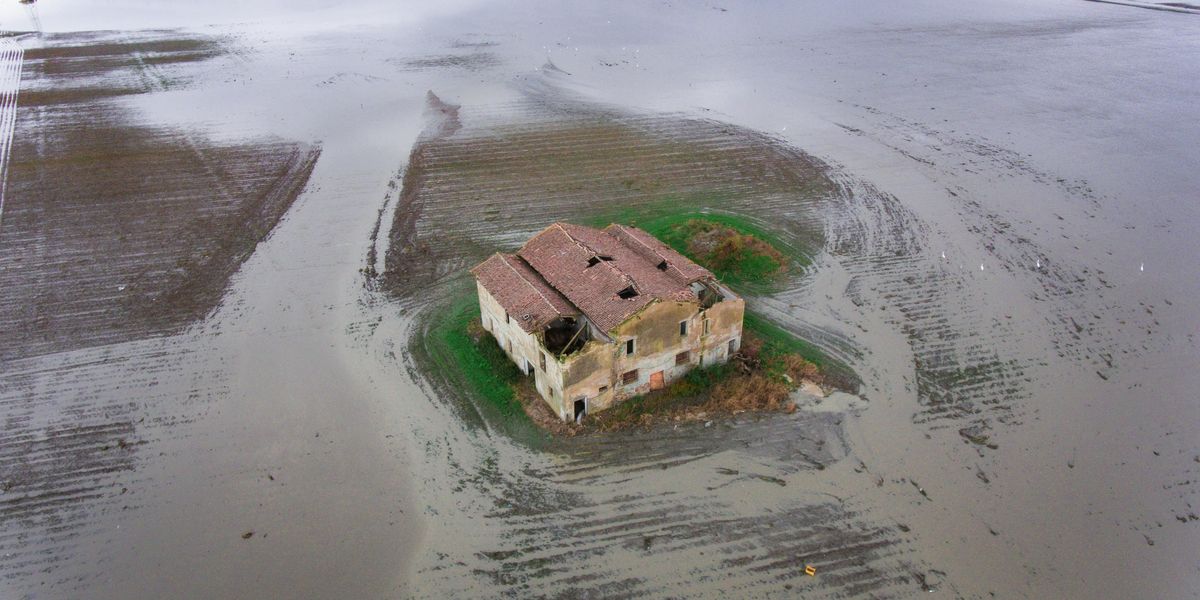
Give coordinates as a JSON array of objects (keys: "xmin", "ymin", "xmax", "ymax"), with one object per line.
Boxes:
[{"xmin": 805, "ymin": 565, "xmax": 817, "ymax": 577}]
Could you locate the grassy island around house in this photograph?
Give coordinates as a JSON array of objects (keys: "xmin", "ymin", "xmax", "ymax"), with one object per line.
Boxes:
[{"xmin": 417, "ymin": 214, "xmax": 858, "ymax": 436}]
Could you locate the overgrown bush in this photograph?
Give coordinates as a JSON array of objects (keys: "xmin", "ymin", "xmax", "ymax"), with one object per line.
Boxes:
[{"xmin": 679, "ymin": 219, "xmax": 786, "ymax": 282}]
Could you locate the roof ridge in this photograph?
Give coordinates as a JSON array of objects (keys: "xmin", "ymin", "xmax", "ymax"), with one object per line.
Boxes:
[{"xmin": 550, "ymin": 223, "xmax": 637, "ymax": 295}]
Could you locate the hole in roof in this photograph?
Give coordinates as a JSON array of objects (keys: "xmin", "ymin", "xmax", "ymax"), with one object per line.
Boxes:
[
  {"xmin": 617, "ymin": 286, "xmax": 639, "ymax": 299},
  {"xmin": 586, "ymin": 255, "xmax": 614, "ymax": 267},
  {"xmin": 656, "ymin": 260, "xmax": 669, "ymax": 271}
]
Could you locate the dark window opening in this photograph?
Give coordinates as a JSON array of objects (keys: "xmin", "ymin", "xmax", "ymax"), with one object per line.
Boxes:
[
  {"xmin": 622, "ymin": 370, "xmax": 638, "ymax": 384},
  {"xmin": 540, "ymin": 352, "xmax": 547, "ymax": 371},
  {"xmin": 617, "ymin": 286, "xmax": 638, "ymax": 299},
  {"xmin": 656, "ymin": 260, "xmax": 669, "ymax": 271},
  {"xmin": 675, "ymin": 351, "xmax": 690, "ymax": 366},
  {"xmin": 679, "ymin": 320, "xmax": 688, "ymax": 336},
  {"xmin": 728, "ymin": 339, "xmax": 737, "ymax": 354},
  {"xmin": 703, "ymin": 319, "xmax": 711, "ymax": 335},
  {"xmin": 505, "ymin": 312, "xmax": 510, "ymax": 324},
  {"xmin": 586, "ymin": 255, "xmax": 614, "ymax": 267},
  {"xmin": 625, "ymin": 339, "xmax": 635, "ymax": 355},
  {"xmin": 599, "ymin": 385, "xmax": 609, "ymax": 393}
]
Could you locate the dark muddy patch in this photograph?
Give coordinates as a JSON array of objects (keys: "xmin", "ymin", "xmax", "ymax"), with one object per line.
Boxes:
[
  {"xmin": 19, "ymin": 31, "xmax": 229, "ymax": 105},
  {"xmin": 391, "ymin": 52, "xmax": 500, "ymax": 73},
  {"xmin": 0, "ymin": 32, "xmax": 321, "ymax": 361}
]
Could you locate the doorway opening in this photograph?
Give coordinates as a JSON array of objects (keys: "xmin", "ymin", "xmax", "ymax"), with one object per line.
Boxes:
[{"xmin": 573, "ymin": 398, "xmax": 587, "ymax": 423}]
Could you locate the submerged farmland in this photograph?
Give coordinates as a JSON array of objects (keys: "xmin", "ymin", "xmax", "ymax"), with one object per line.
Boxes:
[{"xmin": 0, "ymin": 2, "xmax": 1196, "ymax": 598}]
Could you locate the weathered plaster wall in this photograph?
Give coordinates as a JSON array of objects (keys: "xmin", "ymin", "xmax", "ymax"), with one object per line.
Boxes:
[
  {"xmin": 696, "ymin": 297, "xmax": 745, "ymax": 369},
  {"xmin": 561, "ymin": 297, "xmax": 745, "ymax": 416},
  {"xmin": 476, "ymin": 282, "xmax": 566, "ymax": 415}
]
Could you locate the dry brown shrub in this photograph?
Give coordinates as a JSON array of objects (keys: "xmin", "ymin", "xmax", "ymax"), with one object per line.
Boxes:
[
  {"xmin": 707, "ymin": 373, "xmax": 792, "ymax": 412},
  {"xmin": 781, "ymin": 354, "xmax": 823, "ymax": 384}
]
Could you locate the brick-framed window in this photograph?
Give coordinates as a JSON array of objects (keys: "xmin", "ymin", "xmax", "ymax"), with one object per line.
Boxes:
[
  {"xmin": 622, "ymin": 369, "xmax": 638, "ymax": 385},
  {"xmin": 675, "ymin": 351, "xmax": 690, "ymax": 366}
]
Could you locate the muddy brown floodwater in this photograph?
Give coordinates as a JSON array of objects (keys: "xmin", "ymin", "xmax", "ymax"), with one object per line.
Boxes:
[{"xmin": 1, "ymin": 1, "xmax": 1198, "ymax": 599}]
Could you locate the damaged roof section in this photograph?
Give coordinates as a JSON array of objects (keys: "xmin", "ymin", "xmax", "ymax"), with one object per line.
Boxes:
[
  {"xmin": 473, "ymin": 222, "xmax": 717, "ymax": 333},
  {"xmin": 470, "ymin": 253, "xmax": 580, "ymax": 333}
]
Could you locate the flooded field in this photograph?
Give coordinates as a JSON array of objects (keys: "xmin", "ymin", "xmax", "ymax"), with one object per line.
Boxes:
[{"xmin": 0, "ymin": 1, "xmax": 1197, "ymax": 598}]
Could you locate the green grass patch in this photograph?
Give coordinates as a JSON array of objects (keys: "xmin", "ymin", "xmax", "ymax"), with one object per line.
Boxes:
[
  {"xmin": 422, "ymin": 291, "xmax": 532, "ymax": 426},
  {"xmin": 743, "ymin": 311, "xmax": 825, "ymax": 365},
  {"xmin": 743, "ymin": 311, "xmax": 859, "ymax": 390}
]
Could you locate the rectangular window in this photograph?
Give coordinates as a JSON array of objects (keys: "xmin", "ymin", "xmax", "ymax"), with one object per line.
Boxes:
[
  {"xmin": 728, "ymin": 339, "xmax": 737, "ymax": 354},
  {"xmin": 599, "ymin": 385, "xmax": 609, "ymax": 393},
  {"xmin": 505, "ymin": 312, "xmax": 510, "ymax": 324},
  {"xmin": 679, "ymin": 320, "xmax": 688, "ymax": 336},
  {"xmin": 675, "ymin": 351, "xmax": 690, "ymax": 366},
  {"xmin": 625, "ymin": 339, "xmax": 635, "ymax": 356},
  {"xmin": 703, "ymin": 319, "xmax": 711, "ymax": 335},
  {"xmin": 540, "ymin": 352, "xmax": 547, "ymax": 371},
  {"xmin": 622, "ymin": 369, "xmax": 638, "ymax": 385}
]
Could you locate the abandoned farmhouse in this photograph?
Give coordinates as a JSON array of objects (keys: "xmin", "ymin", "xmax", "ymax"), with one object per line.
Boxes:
[{"xmin": 470, "ymin": 222, "xmax": 745, "ymax": 422}]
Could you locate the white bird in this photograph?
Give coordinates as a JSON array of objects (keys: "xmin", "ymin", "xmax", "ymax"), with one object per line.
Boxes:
[
  {"xmin": 941, "ymin": 250, "xmax": 946, "ymax": 260},
  {"xmin": 1036, "ymin": 258, "xmax": 1041, "ymax": 269},
  {"xmin": 1140, "ymin": 262, "xmax": 1144, "ymax": 272},
  {"xmin": 980, "ymin": 263, "xmax": 985, "ymax": 271}
]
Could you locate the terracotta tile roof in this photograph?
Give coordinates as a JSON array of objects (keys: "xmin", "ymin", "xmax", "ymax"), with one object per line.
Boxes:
[
  {"xmin": 469, "ymin": 253, "xmax": 579, "ymax": 333},
  {"xmin": 471, "ymin": 222, "xmax": 721, "ymax": 334},
  {"xmin": 604, "ymin": 224, "xmax": 712, "ymax": 283}
]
